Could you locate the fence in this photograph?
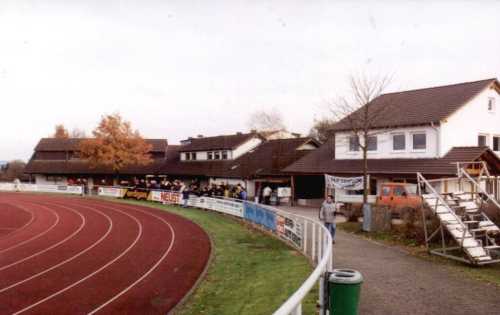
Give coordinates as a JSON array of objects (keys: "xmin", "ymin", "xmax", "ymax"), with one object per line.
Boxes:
[{"xmin": 0, "ymin": 183, "xmax": 333, "ymax": 314}]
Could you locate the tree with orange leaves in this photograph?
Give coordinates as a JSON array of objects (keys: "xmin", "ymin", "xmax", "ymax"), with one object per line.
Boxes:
[
  {"xmin": 53, "ymin": 124, "xmax": 69, "ymax": 138},
  {"xmin": 79, "ymin": 113, "xmax": 152, "ymax": 177}
]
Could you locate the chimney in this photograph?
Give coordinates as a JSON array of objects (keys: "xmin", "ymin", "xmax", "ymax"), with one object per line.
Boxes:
[
  {"xmin": 236, "ymin": 132, "xmax": 242, "ymax": 135},
  {"xmin": 197, "ymin": 134, "xmax": 203, "ymax": 138}
]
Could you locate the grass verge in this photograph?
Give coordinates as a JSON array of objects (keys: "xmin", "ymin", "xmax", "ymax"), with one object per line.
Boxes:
[
  {"xmin": 338, "ymin": 221, "xmax": 500, "ymax": 286},
  {"xmin": 115, "ymin": 199, "xmax": 317, "ymax": 315}
]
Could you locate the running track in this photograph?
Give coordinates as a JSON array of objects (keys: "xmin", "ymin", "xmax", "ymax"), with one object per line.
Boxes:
[{"xmin": 0, "ymin": 192, "xmax": 211, "ymax": 314}]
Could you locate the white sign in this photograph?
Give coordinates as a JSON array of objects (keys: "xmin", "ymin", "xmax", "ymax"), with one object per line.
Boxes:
[
  {"xmin": 277, "ymin": 187, "xmax": 291, "ymax": 197},
  {"xmin": 98, "ymin": 187, "xmax": 124, "ymax": 198},
  {"xmin": 188, "ymin": 196, "xmax": 244, "ymax": 218},
  {"xmin": 150, "ymin": 190, "xmax": 182, "ymax": 204},
  {"xmin": 0, "ymin": 183, "xmax": 16, "ymax": 191},
  {"xmin": 325, "ymin": 174, "xmax": 367, "ymax": 190}
]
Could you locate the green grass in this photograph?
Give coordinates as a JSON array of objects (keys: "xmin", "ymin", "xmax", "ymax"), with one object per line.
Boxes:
[
  {"xmin": 114, "ymin": 199, "xmax": 317, "ymax": 315},
  {"xmin": 338, "ymin": 221, "xmax": 500, "ymax": 287}
]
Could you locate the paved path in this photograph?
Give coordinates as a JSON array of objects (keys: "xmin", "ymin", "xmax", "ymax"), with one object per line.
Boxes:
[{"xmin": 279, "ymin": 206, "xmax": 500, "ymax": 315}]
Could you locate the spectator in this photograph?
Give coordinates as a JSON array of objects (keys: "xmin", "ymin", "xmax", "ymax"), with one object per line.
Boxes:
[
  {"xmin": 239, "ymin": 188, "xmax": 247, "ymax": 201},
  {"xmin": 319, "ymin": 195, "xmax": 337, "ymax": 244},
  {"xmin": 263, "ymin": 185, "xmax": 272, "ymax": 205}
]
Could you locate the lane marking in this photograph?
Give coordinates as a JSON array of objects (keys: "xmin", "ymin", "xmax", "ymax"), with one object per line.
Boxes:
[
  {"xmin": 0, "ymin": 204, "xmax": 59, "ymax": 255},
  {"xmin": 87, "ymin": 203, "xmax": 176, "ymax": 315},
  {"xmin": 0, "ymin": 203, "xmax": 113, "ymax": 293},
  {"xmin": 0, "ymin": 204, "xmax": 35, "ymax": 239},
  {"xmin": 0, "ymin": 203, "xmax": 85, "ymax": 272},
  {"xmin": 12, "ymin": 203, "xmax": 143, "ymax": 315}
]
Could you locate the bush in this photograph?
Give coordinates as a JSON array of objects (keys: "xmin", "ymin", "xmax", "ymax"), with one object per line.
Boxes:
[
  {"xmin": 343, "ymin": 203, "xmax": 363, "ymax": 222},
  {"xmin": 397, "ymin": 206, "xmax": 440, "ymax": 245}
]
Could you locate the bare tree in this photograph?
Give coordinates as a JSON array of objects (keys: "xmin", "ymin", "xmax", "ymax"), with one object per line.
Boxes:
[
  {"xmin": 309, "ymin": 117, "xmax": 336, "ymax": 143},
  {"xmin": 247, "ymin": 109, "xmax": 286, "ymax": 132},
  {"xmin": 70, "ymin": 128, "xmax": 87, "ymax": 138},
  {"xmin": 329, "ymin": 74, "xmax": 393, "ymax": 204},
  {"xmin": 53, "ymin": 124, "xmax": 69, "ymax": 138},
  {"xmin": 0, "ymin": 160, "xmax": 26, "ymax": 181}
]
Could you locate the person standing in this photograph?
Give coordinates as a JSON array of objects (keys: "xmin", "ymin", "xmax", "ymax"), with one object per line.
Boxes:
[
  {"xmin": 263, "ymin": 185, "xmax": 272, "ymax": 205},
  {"xmin": 319, "ymin": 195, "xmax": 337, "ymax": 244}
]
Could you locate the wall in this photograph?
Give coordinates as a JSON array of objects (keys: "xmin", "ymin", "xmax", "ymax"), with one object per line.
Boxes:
[
  {"xmin": 441, "ymin": 86, "xmax": 500, "ymax": 156},
  {"xmin": 335, "ymin": 126, "xmax": 440, "ymax": 159},
  {"xmin": 35, "ymin": 174, "xmax": 68, "ymax": 185}
]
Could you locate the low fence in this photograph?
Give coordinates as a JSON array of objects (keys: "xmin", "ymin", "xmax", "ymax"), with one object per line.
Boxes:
[
  {"xmin": 97, "ymin": 186, "xmax": 334, "ymax": 315},
  {"xmin": 0, "ymin": 183, "xmax": 333, "ymax": 314}
]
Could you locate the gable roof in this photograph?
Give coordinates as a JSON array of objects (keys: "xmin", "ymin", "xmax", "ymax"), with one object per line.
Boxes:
[
  {"xmin": 332, "ymin": 78, "xmax": 499, "ymax": 132},
  {"xmin": 34, "ymin": 138, "xmax": 168, "ymax": 152},
  {"xmin": 284, "ymin": 141, "xmax": 500, "ymax": 176},
  {"xmin": 179, "ymin": 132, "xmax": 259, "ymax": 152},
  {"xmin": 160, "ymin": 137, "xmax": 318, "ymax": 179}
]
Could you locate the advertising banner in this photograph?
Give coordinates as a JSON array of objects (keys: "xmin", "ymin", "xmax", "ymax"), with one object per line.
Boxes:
[
  {"xmin": 243, "ymin": 202, "xmax": 276, "ymax": 231},
  {"xmin": 150, "ymin": 190, "xmax": 182, "ymax": 204},
  {"xmin": 0, "ymin": 183, "xmax": 16, "ymax": 191},
  {"xmin": 16, "ymin": 184, "xmax": 84, "ymax": 195},
  {"xmin": 276, "ymin": 214, "xmax": 303, "ymax": 248},
  {"xmin": 97, "ymin": 187, "xmax": 125, "ymax": 198},
  {"xmin": 123, "ymin": 188, "xmax": 151, "ymax": 200},
  {"xmin": 195, "ymin": 197, "xmax": 244, "ymax": 217},
  {"xmin": 324, "ymin": 174, "xmax": 367, "ymax": 190},
  {"xmin": 277, "ymin": 187, "xmax": 292, "ymax": 197}
]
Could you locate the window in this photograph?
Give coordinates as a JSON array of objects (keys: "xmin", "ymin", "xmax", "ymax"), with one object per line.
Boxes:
[
  {"xmin": 184, "ymin": 153, "xmax": 190, "ymax": 161},
  {"xmin": 367, "ymin": 136, "xmax": 377, "ymax": 151},
  {"xmin": 349, "ymin": 136, "xmax": 360, "ymax": 152},
  {"xmin": 488, "ymin": 98, "xmax": 496, "ymax": 112},
  {"xmin": 381, "ymin": 186, "xmax": 391, "ymax": 196},
  {"xmin": 393, "ymin": 134, "xmax": 405, "ymax": 151},
  {"xmin": 494, "ymin": 137, "xmax": 500, "ymax": 151},
  {"xmin": 222, "ymin": 151, "xmax": 228, "ymax": 160},
  {"xmin": 393, "ymin": 186, "xmax": 406, "ymax": 196},
  {"xmin": 478, "ymin": 135, "xmax": 487, "ymax": 147},
  {"xmin": 214, "ymin": 151, "xmax": 221, "ymax": 160},
  {"xmin": 412, "ymin": 133, "xmax": 426, "ymax": 150},
  {"xmin": 191, "ymin": 152, "xmax": 197, "ymax": 161},
  {"xmin": 207, "ymin": 152, "xmax": 213, "ymax": 160}
]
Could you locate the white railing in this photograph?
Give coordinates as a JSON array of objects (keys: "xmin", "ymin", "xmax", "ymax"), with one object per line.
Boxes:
[{"xmin": 96, "ymin": 186, "xmax": 334, "ymax": 314}]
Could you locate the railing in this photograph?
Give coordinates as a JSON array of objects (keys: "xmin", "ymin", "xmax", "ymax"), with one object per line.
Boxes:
[
  {"xmin": 0, "ymin": 182, "xmax": 84, "ymax": 195},
  {"xmin": 95, "ymin": 186, "xmax": 334, "ymax": 315}
]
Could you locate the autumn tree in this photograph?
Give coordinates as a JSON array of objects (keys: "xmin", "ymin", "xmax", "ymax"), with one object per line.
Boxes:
[
  {"xmin": 329, "ymin": 74, "xmax": 392, "ymax": 205},
  {"xmin": 247, "ymin": 109, "xmax": 286, "ymax": 132},
  {"xmin": 79, "ymin": 113, "xmax": 152, "ymax": 178},
  {"xmin": 53, "ymin": 124, "xmax": 69, "ymax": 138},
  {"xmin": 309, "ymin": 117, "xmax": 337, "ymax": 143}
]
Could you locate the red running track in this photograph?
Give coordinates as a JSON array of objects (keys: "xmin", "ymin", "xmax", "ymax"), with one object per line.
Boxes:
[{"xmin": 0, "ymin": 192, "xmax": 211, "ymax": 314}]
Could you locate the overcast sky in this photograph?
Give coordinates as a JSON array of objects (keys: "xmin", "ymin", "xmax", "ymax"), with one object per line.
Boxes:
[{"xmin": 1, "ymin": 1, "xmax": 499, "ymax": 161}]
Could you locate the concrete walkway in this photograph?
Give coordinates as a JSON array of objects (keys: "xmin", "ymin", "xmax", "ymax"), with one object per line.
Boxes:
[{"xmin": 279, "ymin": 206, "xmax": 500, "ymax": 315}]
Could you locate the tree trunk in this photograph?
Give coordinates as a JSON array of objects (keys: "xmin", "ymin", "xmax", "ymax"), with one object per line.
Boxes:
[{"xmin": 363, "ymin": 143, "xmax": 368, "ymax": 204}]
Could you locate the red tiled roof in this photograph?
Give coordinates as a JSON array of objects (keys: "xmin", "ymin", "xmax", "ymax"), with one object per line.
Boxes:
[
  {"xmin": 179, "ymin": 133, "xmax": 259, "ymax": 152},
  {"xmin": 283, "ymin": 141, "xmax": 500, "ymax": 176},
  {"xmin": 332, "ymin": 78, "xmax": 499, "ymax": 131}
]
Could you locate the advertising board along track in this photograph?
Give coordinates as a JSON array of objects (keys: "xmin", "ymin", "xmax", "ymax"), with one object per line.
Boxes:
[{"xmin": 98, "ymin": 186, "xmax": 333, "ymax": 315}]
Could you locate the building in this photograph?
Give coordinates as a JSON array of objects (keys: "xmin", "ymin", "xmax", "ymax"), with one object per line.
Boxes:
[
  {"xmin": 24, "ymin": 138, "xmax": 168, "ymax": 188},
  {"xmin": 285, "ymin": 78, "xmax": 500, "ymax": 204}
]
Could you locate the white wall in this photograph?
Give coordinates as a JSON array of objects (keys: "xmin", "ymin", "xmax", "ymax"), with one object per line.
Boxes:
[
  {"xmin": 441, "ymin": 86, "xmax": 500, "ymax": 156},
  {"xmin": 335, "ymin": 126, "xmax": 440, "ymax": 159},
  {"xmin": 35, "ymin": 174, "xmax": 68, "ymax": 185},
  {"xmin": 233, "ymin": 137, "xmax": 262, "ymax": 159}
]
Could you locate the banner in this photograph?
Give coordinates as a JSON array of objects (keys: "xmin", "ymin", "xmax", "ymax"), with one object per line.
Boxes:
[
  {"xmin": 193, "ymin": 197, "xmax": 244, "ymax": 217},
  {"xmin": 243, "ymin": 202, "xmax": 276, "ymax": 231},
  {"xmin": 98, "ymin": 187, "xmax": 125, "ymax": 198},
  {"xmin": 150, "ymin": 190, "xmax": 182, "ymax": 204},
  {"xmin": 277, "ymin": 187, "xmax": 291, "ymax": 198},
  {"xmin": 123, "ymin": 188, "xmax": 151, "ymax": 200},
  {"xmin": 324, "ymin": 174, "xmax": 367, "ymax": 190},
  {"xmin": 276, "ymin": 214, "xmax": 303, "ymax": 248},
  {"xmin": 0, "ymin": 183, "xmax": 16, "ymax": 191}
]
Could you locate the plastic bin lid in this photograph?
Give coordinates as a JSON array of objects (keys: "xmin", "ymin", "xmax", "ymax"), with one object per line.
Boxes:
[{"xmin": 329, "ymin": 269, "xmax": 363, "ymax": 284}]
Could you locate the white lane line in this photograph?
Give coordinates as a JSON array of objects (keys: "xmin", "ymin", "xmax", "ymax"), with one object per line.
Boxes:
[
  {"xmin": 88, "ymin": 204, "xmax": 176, "ymax": 315},
  {"xmin": 0, "ymin": 203, "xmax": 85, "ymax": 272},
  {"xmin": 0, "ymin": 228, "xmax": 17, "ymax": 230},
  {"xmin": 0, "ymin": 204, "xmax": 59, "ymax": 255},
  {"xmin": 12, "ymin": 205, "xmax": 143, "ymax": 315},
  {"xmin": 0, "ymin": 203, "xmax": 113, "ymax": 293},
  {"xmin": 0, "ymin": 204, "xmax": 36, "ymax": 238}
]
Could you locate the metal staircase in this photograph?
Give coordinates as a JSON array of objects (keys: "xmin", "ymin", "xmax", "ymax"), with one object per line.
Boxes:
[{"xmin": 417, "ymin": 163, "xmax": 500, "ymax": 265}]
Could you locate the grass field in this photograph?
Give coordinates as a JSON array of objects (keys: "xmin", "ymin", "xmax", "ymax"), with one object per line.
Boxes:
[
  {"xmin": 338, "ymin": 221, "xmax": 500, "ymax": 287},
  {"xmin": 117, "ymin": 199, "xmax": 317, "ymax": 315}
]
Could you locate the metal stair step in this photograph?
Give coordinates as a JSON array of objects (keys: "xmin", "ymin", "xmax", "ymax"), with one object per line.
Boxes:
[
  {"xmin": 466, "ymin": 247, "xmax": 489, "ymax": 258},
  {"xmin": 484, "ymin": 245, "xmax": 500, "ymax": 250}
]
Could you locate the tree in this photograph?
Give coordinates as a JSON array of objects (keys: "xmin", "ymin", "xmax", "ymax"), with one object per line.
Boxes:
[
  {"xmin": 53, "ymin": 124, "xmax": 69, "ymax": 138},
  {"xmin": 70, "ymin": 128, "xmax": 87, "ymax": 138},
  {"xmin": 247, "ymin": 109, "xmax": 286, "ymax": 132},
  {"xmin": 309, "ymin": 117, "xmax": 337, "ymax": 143},
  {"xmin": 0, "ymin": 160, "xmax": 26, "ymax": 181},
  {"xmin": 329, "ymin": 74, "xmax": 392, "ymax": 204},
  {"xmin": 79, "ymin": 113, "xmax": 152, "ymax": 177}
]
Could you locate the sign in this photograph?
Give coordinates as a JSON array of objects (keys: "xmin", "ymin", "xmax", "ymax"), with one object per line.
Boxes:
[
  {"xmin": 243, "ymin": 202, "xmax": 276, "ymax": 231},
  {"xmin": 150, "ymin": 190, "xmax": 182, "ymax": 204},
  {"xmin": 124, "ymin": 188, "xmax": 150, "ymax": 200},
  {"xmin": 195, "ymin": 197, "xmax": 244, "ymax": 217},
  {"xmin": 98, "ymin": 187, "xmax": 125, "ymax": 198},
  {"xmin": 276, "ymin": 214, "xmax": 303, "ymax": 248},
  {"xmin": 0, "ymin": 183, "xmax": 16, "ymax": 191},
  {"xmin": 325, "ymin": 174, "xmax": 367, "ymax": 190}
]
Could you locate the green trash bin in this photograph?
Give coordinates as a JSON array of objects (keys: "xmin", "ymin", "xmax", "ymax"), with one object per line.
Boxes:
[{"xmin": 328, "ymin": 269, "xmax": 363, "ymax": 315}]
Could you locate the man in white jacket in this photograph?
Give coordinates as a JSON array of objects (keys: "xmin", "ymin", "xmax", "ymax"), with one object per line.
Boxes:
[{"xmin": 319, "ymin": 195, "xmax": 337, "ymax": 244}]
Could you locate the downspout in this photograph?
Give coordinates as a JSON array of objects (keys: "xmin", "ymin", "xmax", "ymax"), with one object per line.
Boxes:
[{"xmin": 430, "ymin": 121, "xmax": 440, "ymax": 158}]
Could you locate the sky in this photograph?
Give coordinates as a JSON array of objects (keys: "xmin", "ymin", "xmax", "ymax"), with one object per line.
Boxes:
[{"xmin": 1, "ymin": 1, "xmax": 499, "ymax": 161}]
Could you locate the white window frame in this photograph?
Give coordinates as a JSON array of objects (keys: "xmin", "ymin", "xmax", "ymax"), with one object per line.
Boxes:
[
  {"xmin": 222, "ymin": 151, "xmax": 228, "ymax": 160},
  {"xmin": 493, "ymin": 135, "xmax": 500, "ymax": 152},
  {"xmin": 207, "ymin": 151, "xmax": 213, "ymax": 160},
  {"xmin": 392, "ymin": 133, "xmax": 406, "ymax": 152},
  {"xmin": 478, "ymin": 134, "xmax": 489, "ymax": 147},
  {"xmin": 488, "ymin": 97, "xmax": 496, "ymax": 113},
  {"xmin": 191, "ymin": 152, "xmax": 197, "ymax": 161},
  {"xmin": 367, "ymin": 135, "xmax": 378, "ymax": 152},
  {"xmin": 214, "ymin": 151, "xmax": 221, "ymax": 160},
  {"xmin": 348, "ymin": 136, "xmax": 360, "ymax": 152},
  {"xmin": 411, "ymin": 132, "xmax": 427, "ymax": 152}
]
